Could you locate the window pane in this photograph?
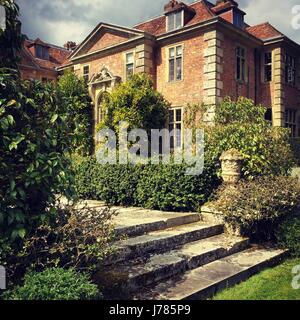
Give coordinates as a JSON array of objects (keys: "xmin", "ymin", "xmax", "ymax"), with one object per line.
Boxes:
[
  {"xmin": 169, "ymin": 47, "xmax": 175, "ymax": 58},
  {"xmin": 176, "ymin": 123, "xmax": 182, "ymax": 147},
  {"xmin": 176, "ymin": 109, "xmax": 182, "ymax": 122},
  {"xmin": 242, "ymin": 59, "xmax": 245, "ymax": 81},
  {"xmin": 264, "ymin": 65, "xmax": 272, "ymax": 82},
  {"xmin": 126, "ymin": 52, "xmax": 134, "ymax": 64},
  {"xmin": 265, "ymin": 52, "xmax": 272, "ymax": 64},
  {"xmin": 126, "ymin": 64, "xmax": 134, "ymax": 78},
  {"xmin": 83, "ymin": 66, "xmax": 89, "ymax": 74},
  {"xmin": 169, "ymin": 110, "xmax": 174, "ymax": 123},
  {"xmin": 236, "ymin": 57, "xmax": 241, "ymax": 80},
  {"xmin": 176, "ymin": 57, "xmax": 182, "ymax": 80},
  {"xmin": 176, "ymin": 46, "xmax": 182, "ymax": 57},
  {"xmin": 175, "ymin": 12, "xmax": 182, "ymax": 29},
  {"xmin": 169, "ymin": 59, "xmax": 175, "ymax": 81},
  {"xmin": 168, "ymin": 14, "xmax": 175, "ymax": 31}
]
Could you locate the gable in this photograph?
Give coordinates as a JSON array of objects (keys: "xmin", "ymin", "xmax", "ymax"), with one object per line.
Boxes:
[
  {"xmin": 69, "ymin": 23, "xmax": 146, "ymax": 60},
  {"xmin": 86, "ymin": 29, "xmax": 135, "ymax": 54}
]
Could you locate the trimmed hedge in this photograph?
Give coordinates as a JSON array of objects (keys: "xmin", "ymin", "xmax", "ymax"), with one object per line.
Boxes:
[{"xmin": 73, "ymin": 156, "xmax": 220, "ymax": 212}]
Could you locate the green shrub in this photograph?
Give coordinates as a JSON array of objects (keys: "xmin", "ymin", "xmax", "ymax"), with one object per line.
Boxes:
[
  {"xmin": 57, "ymin": 72, "xmax": 93, "ymax": 155},
  {"xmin": 0, "ymin": 71, "xmax": 74, "ymax": 241},
  {"xmin": 211, "ymin": 177, "xmax": 300, "ymax": 241},
  {"xmin": 203, "ymin": 97, "xmax": 295, "ymax": 179},
  {"xmin": 290, "ymin": 138, "xmax": 300, "ymax": 166},
  {"xmin": 276, "ymin": 214, "xmax": 300, "ymax": 256},
  {"xmin": 73, "ymin": 156, "xmax": 220, "ymax": 211},
  {"xmin": 97, "ymin": 73, "xmax": 169, "ymax": 138},
  {"xmin": 3, "ymin": 203, "xmax": 117, "ymax": 285},
  {"xmin": 135, "ymin": 161, "xmax": 219, "ymax": 211},
  {"xmin": 3, "ymin": 268, "xmax": 100, "ymax": 300}
]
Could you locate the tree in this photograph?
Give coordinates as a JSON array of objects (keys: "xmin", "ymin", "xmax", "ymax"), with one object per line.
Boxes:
[
  {"xmin": 97, "ymin": 73, "xmax": 169, "ymax": 138},
  {"xmin": 0, "ymin": 0, "xmax": 23, "ymax": 69},
  {"xmin": 57, "ymin": 72, "xmax": 93, "ymax": 155}
]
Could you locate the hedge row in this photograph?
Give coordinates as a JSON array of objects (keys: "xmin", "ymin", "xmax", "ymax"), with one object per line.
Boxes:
[{"xmin": 73, "ymin": 156, "xmax": 220, "ymax": 212}]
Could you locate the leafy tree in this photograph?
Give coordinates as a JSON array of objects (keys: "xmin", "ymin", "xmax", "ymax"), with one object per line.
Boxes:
[
  {"xmin": 0, "ymin": 70, "xmax": 74, "ymax": 241},
  {"xmin": 0, "ymin": 0, "xmax": 23, "ymax": 68},
  {"xmin": 204, "ymin": 97, "xmax": 295, "ymax": 179},
  {"xmin": 57, "ymin": 72, "xmax": 93, "ymax": 155},
  {"xmin": 97, "ymin": 73, "xmax": 169, "ymax": 137}
]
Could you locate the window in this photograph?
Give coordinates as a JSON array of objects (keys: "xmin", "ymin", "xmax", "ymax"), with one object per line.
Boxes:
[
  {"xmin": 35, "ymin": 45, "xmax": 49, "ymax": 60},
  {"xmin": 42, "ymin": 77, "xmax": 48, "ymax": 82},
  {"xmin": 169, "ymin": 108, "xmax": 183, "ymax": 149},
  {"xmin": 265, "ymin": 108, "xmax": 272, "ymax": 123},
  {"xmin": 264, "ymin": 52, "xmax": 272, "ymax": 82},
  {"xmin": 83, "ymin": 65, "xmax": 89, "ymax": 83},
  {"xmin": 169, "ymin": 45, "xmax": 183, "ymax": 82},
  {"xmin": 285, "ymin": 109, "xmax": 297, "ymax": 137},
  {"xmin": 167, "ymin": 11, "xmax": 183, "ymax": 32},
  {"xmin": 125, "ymin": 52, "xmax": 134, "ymax": 79},
  {"xmin": 97, "ymin": 92, "xmax": 109, "ymax": 124},
  {"xmin": 236, "ymin": 46, "xmax": 246, "ymax": 82},
  {"xmin": 285, "ymin": 54, "xmax": 296, "ymax": 85}
]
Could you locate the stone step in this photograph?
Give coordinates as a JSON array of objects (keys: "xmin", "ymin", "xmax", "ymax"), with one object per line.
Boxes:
[
  {"xmin": 134, "ymin": 246, "xmax": 289, "ymax": 300},
  {"xmin": 114, "ymin": 210, "xmax": 201, "ymax": 238},
  {"xmin": 96, "ymin": 234, "xmax": 249, "ymax": 298},
  {"xmin": 104, "ymin": 222, "xmax": 224, "ymax": 265}
]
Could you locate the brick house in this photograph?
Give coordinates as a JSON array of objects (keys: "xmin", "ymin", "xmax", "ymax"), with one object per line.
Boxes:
[
  {"xmin": 19, "ymin": 38, "xmax": 70, "ymax": 82},
  {"xmin": 58, "ymin": 0, "xmax": 300, "ymax": 140}
]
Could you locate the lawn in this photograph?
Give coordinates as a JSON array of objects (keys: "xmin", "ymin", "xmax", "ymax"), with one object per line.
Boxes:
[{"xmin": 213, "ymin": 258, "xmax": 300, "ymax": 300}]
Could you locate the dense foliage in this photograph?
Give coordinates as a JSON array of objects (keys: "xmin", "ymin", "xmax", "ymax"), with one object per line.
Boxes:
[
  {"xmin": 57, "ymin": 72, "xmax": 93, "ymax": 155},
  {"xmin": 276, "ymin": 214, "xmax": 300, "ymax": 257},
  {"xmin": 0, "ymin": 70, "xmax": 74, "ymax": 241},
  {"xmin": 2, "ymin": 204, "xmax": 117, "ymax": 286},
  {"xmin": 211, "ymin": 177, "xmax": 300, "ymax": 241},
  {"xmin": 0, "ymin": 0, "xmax": 23, "ymax": 68},
  {"xmin": 97, "ymin": 73, "xmax": 169, "ymax": 138},
  {"xmin": 202, "ymin": 97, "xmax": 295, "ymax": 179},
  {"xmin": 73, "ymin": 156, "xmax": 220, "ymax": 211},
  {"xmin": 3, "ymin": 268, "xmax": 100, "ymax": 300}
]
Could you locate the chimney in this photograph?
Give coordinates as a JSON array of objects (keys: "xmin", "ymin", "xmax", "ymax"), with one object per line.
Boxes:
[{"xmin": 64, "ymin": 41, "xmax": 77, "ymax": 51}]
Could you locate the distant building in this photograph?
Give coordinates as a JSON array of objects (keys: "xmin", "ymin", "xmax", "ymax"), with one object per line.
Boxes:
[{"xmin": 19, "ymin": 38, "xmax": 71, "ymax": 82}]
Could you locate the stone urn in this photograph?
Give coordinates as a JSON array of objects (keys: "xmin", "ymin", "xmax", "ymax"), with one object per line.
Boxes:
[{"xmin": 219, "ymin": 149, "xmax": 243, "ymax": 184}]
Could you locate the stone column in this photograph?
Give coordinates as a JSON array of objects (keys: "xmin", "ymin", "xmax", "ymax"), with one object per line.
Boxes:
[
  {"xmin": 220, "ymin": 149, "xmax": 243, "ymax": 184},
  {"xmin": 135, "ymin": 42, "xmax": 153, "ymax": 75},
  {"xmin": 203, "ymin": 30, "xmax": 224, "ymax": 123},
  {"xmin": 273, "ymin": 47, "xmax": 285, "ymax": 127}
]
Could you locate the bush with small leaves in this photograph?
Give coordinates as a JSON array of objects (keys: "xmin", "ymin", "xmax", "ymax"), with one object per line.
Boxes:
[{"xmin": 3, "ymin": 268, "xmax": 100, "ymax": 300}]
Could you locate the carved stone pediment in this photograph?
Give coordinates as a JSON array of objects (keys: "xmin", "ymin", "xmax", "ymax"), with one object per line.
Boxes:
[{"xmin": 89, "ymin": 67, "xmax": 121, "ymax": 85}]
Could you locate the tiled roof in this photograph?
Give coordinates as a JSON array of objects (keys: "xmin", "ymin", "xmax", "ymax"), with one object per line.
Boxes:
[
  {"xmin": 134, "ymin": 0, "xmax": 215, "ymax": 36},
  {"xmin": 23, "ymin": 39, "xmax": 70, "ymax": 71},
  {"xmin": 246, "ymin": 22, "xmax": 283, "ymax": 40}
]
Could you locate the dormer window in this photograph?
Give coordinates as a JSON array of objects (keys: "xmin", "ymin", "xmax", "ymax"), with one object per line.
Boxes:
[
  {"xmin": 167, "ymin": 11, "xmax": 184, "ymax": 31},
  {"xmin": 35, "ymin": 45, "xmax": 49, "ymax": 60}
]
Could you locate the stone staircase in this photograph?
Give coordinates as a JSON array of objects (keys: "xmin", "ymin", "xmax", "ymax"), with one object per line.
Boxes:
[{"xmin": 88, "ymin": 203, "xmax": 288, "ymax": 300}]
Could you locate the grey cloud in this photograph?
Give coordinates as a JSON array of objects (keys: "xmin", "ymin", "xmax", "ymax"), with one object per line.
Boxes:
[{"xmin": 15, "ymin": 0, "xmax": 300, "ymax": 46}]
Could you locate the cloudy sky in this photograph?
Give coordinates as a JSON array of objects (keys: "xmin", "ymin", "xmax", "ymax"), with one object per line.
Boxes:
[{"xmin": 16, "ymin": 0, "xmax": 300, "ymax": 47}]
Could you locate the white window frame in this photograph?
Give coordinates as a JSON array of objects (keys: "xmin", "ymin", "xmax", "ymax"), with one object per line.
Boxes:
[
  {"xmin": 263, "ymin": 52, "xmax": 272, "ymax": 82},
  {"xmin": 125, "ymin": 51, "xmax": 135, "ymax": 80},
  {"xmin": 168, "ymin": 45, "xmax": 183, "ymax": 82},
  {"xmin": 169, "ymin": 107, "xmax": 183, "ymax": 149},
  {"xmin": 166, "ymin": 10, "xmax": 184, "ymax": 32},
  {"xmin": 83, "ymin": 65, "xmax": 90, "ymax": 83}
]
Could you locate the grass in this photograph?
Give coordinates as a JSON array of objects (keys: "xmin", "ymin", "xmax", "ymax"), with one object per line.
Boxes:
[{"xmin": 213, "ymin": 258, "xmax": 300, "ymax": 300}]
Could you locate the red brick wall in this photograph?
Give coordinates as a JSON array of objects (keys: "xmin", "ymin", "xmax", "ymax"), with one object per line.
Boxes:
[
  {"xmin": 20, "ymin": 67, "xmax": 57, "ymax": 81},
  {"xmin": 154, "ymin": 34, "xmax": 206, "ymax": 107},
  {"xmin": 221, "ymin": 36, "xmax": 256, "ymax": 101}
]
